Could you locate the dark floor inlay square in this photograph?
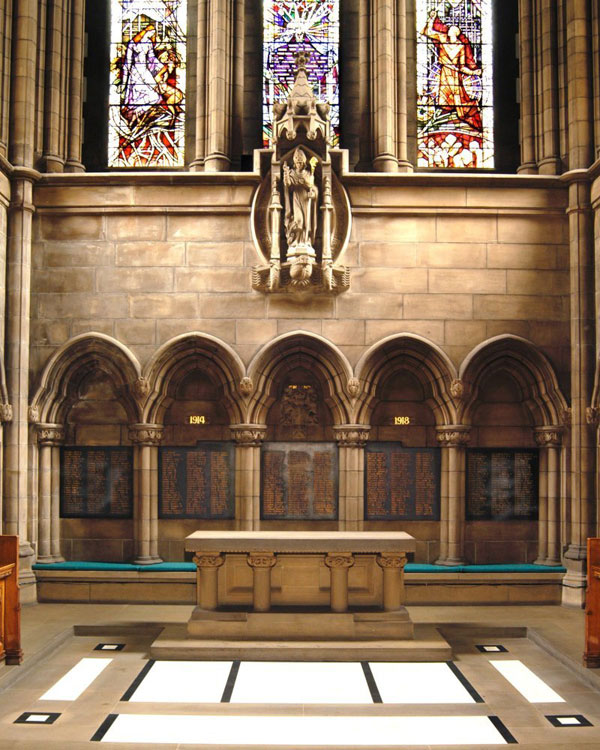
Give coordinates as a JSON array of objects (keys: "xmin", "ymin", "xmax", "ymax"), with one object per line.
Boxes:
[
  {"xmin": 94, "ymin": 643, "xmax": 125, "ymax": 651},
  {"xmin": 546, "ymin": 714, "xmax": 593, "ymax": 727},
  {"xmin": 476, "ymin": 644, "xmax": 508, "ymax": 653},
  {"xmin": 14, "ymin": 711, "xmax": 61, "ymax": 725}
]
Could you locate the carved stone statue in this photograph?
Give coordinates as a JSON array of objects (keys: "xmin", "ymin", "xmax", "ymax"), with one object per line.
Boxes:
[
  {"xmin": 283, "ymin": 147, "xmax": 318, "ymax": 253},
  {"xmin": 251, "ymin": 50, "xmax": 351, "ymax": 296}
]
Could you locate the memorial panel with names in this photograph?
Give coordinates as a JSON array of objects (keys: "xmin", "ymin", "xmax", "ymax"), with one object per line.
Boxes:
[
  {"xmin": 159, "ymin": 444, "xmax": 235, "ymax": 519},
  {"xmin": 261, "ymin": 442, "xmax": 338, "ymax": 520},
  {"xmin": 364, "ymin": 444, "xmax": 440, "ymax": 521},
  {"xmin": 466, "ymin": 448, "xmax": 538, "ymax": 520},
  {"xmin": 60, "ymin": 446, "xmax": 133, "ymax": 518}
]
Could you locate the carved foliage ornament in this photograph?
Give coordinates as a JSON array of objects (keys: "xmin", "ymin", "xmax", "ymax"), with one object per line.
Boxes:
[
  {"xmin": 128, "ymin": 425, "xmax": 164, "ymax": 445},
  {"xmin": 246, "ymin": 553, "xmax": 277, "ymax": 569},
  {"xmin": 376, "ymin": 554, "xmax": 407, "ymax": 569},
  {"xmin": 450, "ymin": 379, "xmax": 465, "ymax": 399},
  {"xmin": 334, "ymin": 427, "xmax": 370, "ymax": 447},
  {"xmin": 230, "ymin": 426, "xmax": 266, "ymax": 445},
  {"xmin": 534, "ymin": 428, "xmax": 562, "ymax": 447},
  {"xmin": 325, "ymin": 554, "xmax": 355, "ymax": 569},
  {"xmin": 436, "ymin": 427, "xmax": 471, "ymax": 446},
  {"xmin": 193, "ymin": 554, "xmax": 224, "ymax": 568},
  {"xmin": 239, "ymin": 377, "xmax": 253, "ymax": 396},
  {"xmin": 132, "ymin": 377, "xmax": 151, "ymax": 401},
  {"xmin": 347, "ymin": 377, "xmax": 361, "ymax": 398}
]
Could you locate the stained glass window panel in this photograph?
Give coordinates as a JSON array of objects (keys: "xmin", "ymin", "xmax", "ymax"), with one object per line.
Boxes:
[
  {"xmin": 109, "ymin": 0, "xmax": 186, "ymax": 168},
  {"xmin": 263, "ymin": 1, "xmax": 340, "ymax": 147},
  {"xmin": 417, "ymin": 0, "xmax": 494, "ymax": 169}
]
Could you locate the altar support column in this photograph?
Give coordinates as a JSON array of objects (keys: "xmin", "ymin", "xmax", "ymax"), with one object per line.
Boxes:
[
  {"xmin": 247, "ymin": 552, "xmax": 277, "ymax": 612},
  {"xmin": 231, "ymin": 425, "xmax": 266, "ymax": 530},
  {"xmin": 436, "ymin": 427, "xmax": 470, "ymax": 565},
  {"xmin": 325, "ymin": 552, "xmax": 354, "ymax": 612},
  {"xmin": 193, "ymin": 553, "xmax": 224, "ymax": 609},
  {"xmin": 129, "ymin": 424, "xmax": 163, "ymax": 565},
  {"xmin": 334, "ymin": 426, "xmax": 370, "ymax": 529},
  {"xmin": 36, "ymin": 424, "xmax": 65, "ymax": 563},
  {"xmin": 377, "ymin": 553, "xmax": 408, "ymax": 610}
]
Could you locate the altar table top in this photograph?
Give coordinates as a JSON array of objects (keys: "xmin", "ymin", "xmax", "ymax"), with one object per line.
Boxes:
[{"xmin": 185, "ymin": 530, "xmax": 416, "ymax": 554}]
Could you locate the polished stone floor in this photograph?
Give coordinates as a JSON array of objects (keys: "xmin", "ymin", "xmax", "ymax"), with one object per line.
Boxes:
[{"xmin": 0, "ymin": 602, "xmax": 599, "ymax": 748}]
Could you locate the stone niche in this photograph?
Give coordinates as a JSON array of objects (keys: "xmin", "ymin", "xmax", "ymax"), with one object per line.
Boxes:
[{"xmin": 251, "ymin": 52, "xmax": 351, "ymax": 295}]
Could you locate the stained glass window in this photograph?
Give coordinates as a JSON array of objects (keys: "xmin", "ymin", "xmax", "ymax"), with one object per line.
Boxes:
[
  {"xmin": 263, "ymin": 1, "xmax": 339, "ymax": 147},
  {"xmin": 417, "ymin": 0, "xmax": 494, "ymax": 169},
  {"xmin": 109, "ymin": 0, "xmax": 186, "ymax": 168}
]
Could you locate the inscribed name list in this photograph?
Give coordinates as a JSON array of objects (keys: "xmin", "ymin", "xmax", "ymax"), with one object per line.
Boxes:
[
  {"xmin": 261, "ymin": 442, "xmax": 337, "ymax": 520},
  {"xmin": 365, "ymin": 444, "xmax": 440, "ymax": 520},
  {"xmin": 466, "ymin": 449, "xmax": 538, "ymax": 520},
  {"xmin": 159, "ymin": 444, "xmax": 234, "ymax": 519},
  {"xmin": 60, "ymin": 447, "xmax": 133, "ymax": 518}
]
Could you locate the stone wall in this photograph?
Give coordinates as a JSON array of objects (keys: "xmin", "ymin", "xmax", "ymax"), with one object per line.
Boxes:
[{"xmin": 28, "ymin": 171, "xmax": 570, "ymax": 563}]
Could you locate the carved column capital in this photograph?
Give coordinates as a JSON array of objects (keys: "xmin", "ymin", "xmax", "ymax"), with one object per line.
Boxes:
[
  {"xmin": 325, "ymin": 552, "xmax": 355, "ymax": 569},
  {"xmin": 246, "ymin": 552, "xmax": 277, "ymax": 568},
  {"xmin": 0, "ymin": 403, "xmax": 13, "ymax": 423},
  {"xmin": 333, "ymin": 425, "xmax": 370, "ymax": 447},
  {"xmin": 128, "ymin": 423, "xmax": 164, "ymax": 446},
  {"xmin": 36, "ymin": 423, "xmax": 65, "ymax": 446},
  {"xmin": 376, "ymin": 553, "xmax": 407, "ymax": 570},
  {"xmin": 193, "ymin": 553, "xmax": 225, "ymax": 569},
  {"xmin": 230, "ymin": 424, "xmax": 267, "ymax": 446},
  {"xmin": 534, "ymin": 426, "xmax": 563, "ymax": 447},
  {"xmin": 436, "ymin": 425, "xmax": 471, "ymax": 447}
]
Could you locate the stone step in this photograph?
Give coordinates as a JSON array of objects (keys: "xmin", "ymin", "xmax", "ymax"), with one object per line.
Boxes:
[{"xmin": 151, "ymin": 623, "xmax": 452, "ymax": 662}]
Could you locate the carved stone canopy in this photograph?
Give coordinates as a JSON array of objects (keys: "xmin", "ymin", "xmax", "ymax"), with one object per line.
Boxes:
[{"xmin": 252, "ymin": 53, "xmax": 351, "ymax": 296}]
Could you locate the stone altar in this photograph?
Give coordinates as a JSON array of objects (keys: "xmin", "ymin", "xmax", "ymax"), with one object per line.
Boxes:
[{"xmin": 151, "ymin": 530, "xmax": 451, "ymax": 660}]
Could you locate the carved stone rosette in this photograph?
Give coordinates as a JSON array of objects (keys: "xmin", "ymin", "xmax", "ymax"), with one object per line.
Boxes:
[
  {"xmin": 333, "ymin": 425, "xmax": 370, "ymax": 448},
  {"xmin": 534, "ymin": 427, "xmax": 563, "ymax": 447},
  {"xmin": 239, "ymin": 377, "xmax": 253, "ymax": 396},
  {"xmin": 36, "ymin": 423, "xmax": 65, "ymax": 446},
  {"xmin": 0, "ymin": 402, "xmax": 13, "ymax": 423},
  {"xmin": 128, "ymin": 423, "xmax": 164, "ymax": 446},
  {"xmin": 450, "ymin": 379, "xmax": 465, "ymax": 400},
  {"xmin": 230, "ymin": 424, "xmax": 267, "ymax": 446},
  {"xmin": 131, "ymin": 377, "xmax": 151, "ymax": 401},
  {"xmin": 436, "ymin": 426, "xmax": 471, "ymax": 447}
]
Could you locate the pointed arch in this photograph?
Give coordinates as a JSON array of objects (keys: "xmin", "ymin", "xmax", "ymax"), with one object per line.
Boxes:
[
  {"xmin": 246, "ymin": 331, "xmax": 354, "ymax": 425},
  {"xmin": 459, "ymin": 335, "xmax": 568, "ymax": 426},
  {"xmin": 354, "ymin": 333, "xmax": 458, "ymax": 425},
  {"xmin": 143, "ymin": 332, "xmax": 246, "ymax": 425},
  {"xmin": 30, "ymin": 333, "xmax": 142, "ymax": 424}
]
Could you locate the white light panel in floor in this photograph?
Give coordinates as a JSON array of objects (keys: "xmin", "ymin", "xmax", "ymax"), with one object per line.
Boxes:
[
  {"xmin": 129, "ymin": 661, "xmax": 233, "ymax": 703},
  {"xmin": 368, "ymin": 662, "xmax": 476, "ymax": 703},
  {"xmin": 40, "ymin": 658, "xmax": 111, "ymax": 701},
  {"xmin": 230, "ymin": 661, "xmax": 372, "ymax": 704},
  {"xmin": 100, "ymin": 714, "xmax": 509, "ymax": 745},
  {"xmin": 490, "ymin": 659, "xmax": 565, "ymax": 703}
]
